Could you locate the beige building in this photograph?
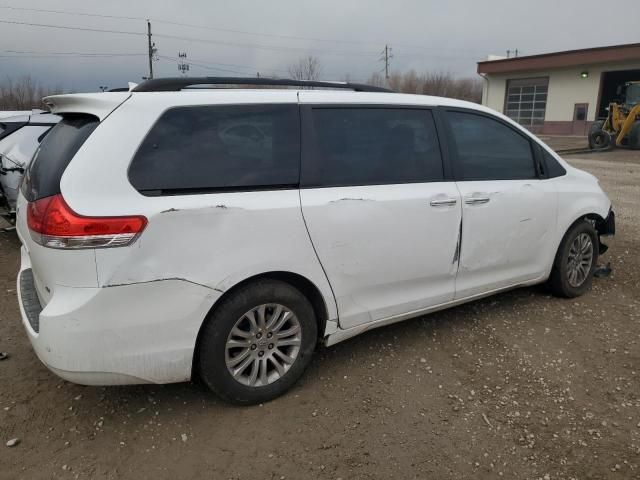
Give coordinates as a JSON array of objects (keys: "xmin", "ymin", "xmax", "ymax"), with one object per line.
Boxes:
[{"xmin": 477, "ymin": 43, "xmax": 640, "ymax": 135}]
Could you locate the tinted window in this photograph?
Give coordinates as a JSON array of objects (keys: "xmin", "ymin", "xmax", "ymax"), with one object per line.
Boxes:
[
  {"xmin": 541, "ymin": 148, "xmax": 566, "ymax": 178},
  {"xmin": 303, "ymin": 108, "xmax": 443, "ymax": 187},
  {"xmin": 448, "ymin": 111, "xmax": 536, "ymax": 181},
  {"xmin": 22, "ymin": 114, "xmax": 99, "ymax": 201},
  {"xmin": 0, "ymin": 121, "xmax": 26, "ymax": 141},
  {"xmin": 129, "ymin": 105, "xmax": 300, "ymax": 194}
]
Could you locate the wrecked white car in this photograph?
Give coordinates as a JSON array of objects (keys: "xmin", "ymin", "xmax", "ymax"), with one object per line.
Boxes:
[
  {"xmin": 0, "ymin": 112, "xmax": 60, "ymax": 221},
  {"xmin": 15, "ymin": 77, "xmax": 614, "ymax": 404}
]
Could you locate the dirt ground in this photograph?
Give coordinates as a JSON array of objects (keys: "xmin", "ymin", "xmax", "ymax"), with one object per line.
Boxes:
[{"xmin": 1, "ymin": 137, "xmax": 639, "ymax": 480}]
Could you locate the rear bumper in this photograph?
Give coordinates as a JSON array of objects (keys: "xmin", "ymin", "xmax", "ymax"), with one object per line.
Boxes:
[{"xmin": 17, "ymin": 247, "xmax": 220, "ymax": 385}]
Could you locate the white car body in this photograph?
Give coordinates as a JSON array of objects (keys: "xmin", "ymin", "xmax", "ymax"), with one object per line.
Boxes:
[{"xmin": 15, "ymin": 87, "xmax": 613, "ymax": 387}]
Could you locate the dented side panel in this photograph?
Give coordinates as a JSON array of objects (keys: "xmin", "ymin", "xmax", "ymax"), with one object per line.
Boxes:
[
  {"xmin": 94, "ymin": 189, "xmax": 337, "ymax": 321},
  {"xmin": 300, "ymin": 183, "xmax": 461, "ymax": 330},
  {"xmin": 454, "ymin": 178, "xmax": 558, "ymax": 299}
]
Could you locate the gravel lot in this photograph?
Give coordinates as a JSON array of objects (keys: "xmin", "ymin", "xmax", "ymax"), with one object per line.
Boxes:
[{"xmin": 1, "ymin": 139, "xmax": 638, "ymax": 479}]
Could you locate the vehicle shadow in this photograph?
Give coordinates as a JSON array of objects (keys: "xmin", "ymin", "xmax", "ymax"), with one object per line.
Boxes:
[{"xmin": 84, "ymin": 283, "xmax": 551, "ymax": 414}]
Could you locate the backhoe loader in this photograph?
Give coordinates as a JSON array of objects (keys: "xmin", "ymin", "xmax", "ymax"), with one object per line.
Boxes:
[{"xmin": 589, "ymin": 81, "xmax": 640, "ymax": 150}]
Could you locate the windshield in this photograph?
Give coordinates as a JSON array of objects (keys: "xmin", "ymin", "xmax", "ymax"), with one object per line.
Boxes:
[{"xmin": 626, "ymin": 84, "xmax": 640, "ymax": 105}]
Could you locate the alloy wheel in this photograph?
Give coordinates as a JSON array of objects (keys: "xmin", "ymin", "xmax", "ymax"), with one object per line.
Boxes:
[{"xmin": 225, "ymin": 304, "xmax": 302, "ymax": 387}]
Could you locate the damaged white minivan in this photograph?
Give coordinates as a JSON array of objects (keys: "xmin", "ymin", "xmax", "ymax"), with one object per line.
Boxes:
[{"xmin": 16, "ymin": 77, "xmax": 615, "ymax": 404}]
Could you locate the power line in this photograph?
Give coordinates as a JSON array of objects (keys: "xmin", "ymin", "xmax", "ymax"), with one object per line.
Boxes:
[
  {"xmin": 2, "ymin": 49, "xmax": 145, "ymax": 57},
  {"xmin": 154, "ymin": 32, "xmax": 379, "ymax": 57},
  {"xmin": 158, "ymin": 55, "xmax": 249, "ymax": 76},
  {"xmin": 0, "ymin": 4, "xmax": 487, "ymax": 55},
  {"xmin": 0, "ymin": 17, "xmax": 380, "ymax": 58},
  {"xmin": 0, "ymin": 5, "xmax": 144, "ymax": 21},
  {"xmin": 0, "ymin": 19, "xmax": 144, "ymax": 36},
  {"xmin": 152, "ymin": 18, "xmax": 383, "ymax": 47}
]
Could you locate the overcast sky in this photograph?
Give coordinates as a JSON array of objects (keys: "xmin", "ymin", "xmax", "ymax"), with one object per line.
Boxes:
[{"xmin": 1, "ymin": 0, "xmax": 638, "ymax": 92}]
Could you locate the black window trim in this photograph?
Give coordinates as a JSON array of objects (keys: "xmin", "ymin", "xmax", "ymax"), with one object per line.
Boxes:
[
  {"xmin": 441, "ymin": 107, "xmax": 544, "ymax": 182},
  {"xmin": 300, "ymin": 103, "xmax": 452, "ymax": 189},
  {"xmin": 127, "ymin": 102, "xmax": 302, "ymax": 197},
  {"xmin": 537, "ymin": 143, "xmax": 567, "ymax": 179}
]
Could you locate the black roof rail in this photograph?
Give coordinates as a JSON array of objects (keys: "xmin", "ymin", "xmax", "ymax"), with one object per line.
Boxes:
[{"xmin": 131, "ymin": 77, "xmax": 392, "ymax": 93}]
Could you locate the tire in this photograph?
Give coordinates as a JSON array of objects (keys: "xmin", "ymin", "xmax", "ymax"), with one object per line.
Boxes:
[
  {"xmin": 549, "ymin": 220, "xmax": 599, "ymax": 298},
  {"xmin": 588, "ymin": 120, "xmax": 610, "ymax": 150},
  {"xmin": 629, "ymin": 121, "xmax": 640, "ymax": 150},
  {"xmin": 198, "ymin": 279, "xmax": 317, "ymax": 405}
]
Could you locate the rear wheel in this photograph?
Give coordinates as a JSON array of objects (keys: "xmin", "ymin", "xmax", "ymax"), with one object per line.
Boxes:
[
  {"xmin": 588, "ymin": 120, "xmax": 610, "ymax": 150},
  {"xmin": 198, "ymin": 279, "xmax": 317, "ymax": 405},
  {"xmin": 629, "ymin": 121, "xmax": 640, "ymax": 150},
  {"xmin": 549, "ymin": 220, "xmax": 599, "ymax": 298}
]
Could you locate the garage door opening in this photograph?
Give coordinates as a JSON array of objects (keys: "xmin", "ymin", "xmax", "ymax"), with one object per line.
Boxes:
[{"xmin": 598, "ymin": 69, "xmax": 640, "ymax": 119}]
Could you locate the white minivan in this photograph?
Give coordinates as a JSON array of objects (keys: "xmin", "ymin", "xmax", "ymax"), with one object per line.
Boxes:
[{"xmin": 16, "ymin": 78, "xmax": 615, "ymax": 404}]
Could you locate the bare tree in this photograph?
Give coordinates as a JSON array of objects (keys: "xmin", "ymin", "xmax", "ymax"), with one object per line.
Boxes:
[
  {"xmin": 288, "ymin": 56, "xmax": 323, "ymax": 81},
  {"xmin": 366, "ymin": 72, "xmax": 385, "ymax": 88},
  {"xmin": 367, "ymin": 70, "xmax": 482, "ymax": 103},
  {"xmin": 0, "ymin": 75, "xmax": 63, "ymax": 110}
]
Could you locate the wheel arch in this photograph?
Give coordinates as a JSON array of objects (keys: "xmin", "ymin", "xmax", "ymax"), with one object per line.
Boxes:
[
  {"xmin": 191, "ymin": 271, "xmax": 330, "ymax": 379},
  {"xmin": 551, "ymin": 212, "xmax": 606, "ymax": 271}
]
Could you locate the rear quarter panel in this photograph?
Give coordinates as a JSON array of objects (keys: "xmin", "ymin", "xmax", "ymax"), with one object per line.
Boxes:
[{"xmin": 59, "ymin": 91, "xmax": 338, "ymax": 324}]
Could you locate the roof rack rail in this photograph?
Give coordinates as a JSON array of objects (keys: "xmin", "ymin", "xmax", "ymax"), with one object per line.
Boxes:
[{"xmin": 131, "ymin": 77, "xmax": 392, "ymax": 93}]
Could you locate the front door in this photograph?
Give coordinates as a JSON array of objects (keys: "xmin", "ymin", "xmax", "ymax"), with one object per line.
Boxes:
[
  {"xmin": 443, "ymin": 109, "xmax": 557, "ymax": 300},
  {"xmin": 299, "ymin": 104, "xmax": 461, "ymax": 329},
  {"xmin": 572, "ymin": 103, "xmax": 589, "ymax": 136}
]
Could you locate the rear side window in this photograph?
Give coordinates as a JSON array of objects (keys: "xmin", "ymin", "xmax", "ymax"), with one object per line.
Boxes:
[
  {"xmin": 129, "ymin": 104, "xmax": 300, "ymax": 194},
  {"xmin": 447, "ymin": 111, "xmax": 536, "ymax": 181},
  {"xmin": 303, "ymin": 108, "xmax": 443, "ymax": 187},
  {"xmin": 0, "ymin": 121, "xmax": 26, "ymax": 141},
  {"xmin": 22, "ymin": 114, "xmax": 99, "ymax": 202},
  {"xmin": 541, "ymin": 148, "xmax": 567, "ymax": 178}
]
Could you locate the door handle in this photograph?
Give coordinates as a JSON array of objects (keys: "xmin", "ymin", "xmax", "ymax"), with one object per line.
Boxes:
[
  {"xmin": 464, "ymin": 196, "xmax": 490, "ymax": 205},
  {"xmin": 430, "ymin": 198, "xmax": 458, "ymax": 207}
]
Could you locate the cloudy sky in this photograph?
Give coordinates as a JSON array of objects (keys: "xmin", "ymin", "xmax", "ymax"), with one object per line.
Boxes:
[{"xmin": 1, "ymin": 0, "xmax": 638, "ymax": 92}]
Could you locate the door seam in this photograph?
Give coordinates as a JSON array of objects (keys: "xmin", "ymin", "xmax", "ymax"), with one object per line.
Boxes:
[{"xmin": 297, "ymin": 189, "xmax": 341, "ymax": 330}]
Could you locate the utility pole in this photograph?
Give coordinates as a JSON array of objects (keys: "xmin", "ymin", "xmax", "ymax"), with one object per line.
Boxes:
[
  {"xmin": 380, "ymin": 44, "xmax": 393, "ymax": 83},
  {"xmin": 147, "ymin": 20, "xmax": 154, "ymax": 80},
  {"xmin": 178, "ymin": 52, "xmax": 189, "ymax": 75}
]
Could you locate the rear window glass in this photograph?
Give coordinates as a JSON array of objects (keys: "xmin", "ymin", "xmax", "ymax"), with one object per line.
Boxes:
[
  {"xmin": 22, "ymin": 114, "xmax": 99, "ymax": 202},
  {"xmin": 128, "ymin": 104, "xmax": 300, "ymax": 194}
]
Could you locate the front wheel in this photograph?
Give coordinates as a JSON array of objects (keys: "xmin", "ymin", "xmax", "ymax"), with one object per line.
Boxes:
[
  {"xmin": 198, "ymin": 279, "xmax": 317, "ymax": 405},
  {"xmin": 588, "ymin": 120, "xmax": 610, "ymax": 150},
  {"xmin": 548, "ymin": 220, "xmax": 599, "ymax": 298}
]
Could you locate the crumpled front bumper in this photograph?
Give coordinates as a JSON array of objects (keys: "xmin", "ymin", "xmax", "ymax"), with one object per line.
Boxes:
[{"xmin": 596, "ymin": 208, "xmax": 615, "ymax": 254}]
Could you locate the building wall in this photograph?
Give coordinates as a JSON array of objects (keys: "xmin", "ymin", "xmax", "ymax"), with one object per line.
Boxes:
[{"xmin": 481, "ymin": 60, "xmax": 640, "ymax": 134}]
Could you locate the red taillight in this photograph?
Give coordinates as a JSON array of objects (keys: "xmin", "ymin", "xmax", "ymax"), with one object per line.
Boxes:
[{"xmin": 27, "ymin": 194, "xmax": 147, "ymax": 249}]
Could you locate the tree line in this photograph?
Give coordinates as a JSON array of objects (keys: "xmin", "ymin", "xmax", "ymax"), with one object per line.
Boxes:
[
  {"xmin": 0, "ymin": 56, "xmax": 482, "ymax": 110},
  {"xmin": 0, "ymin": 76, "xmax": 63, "ymax": 110}
]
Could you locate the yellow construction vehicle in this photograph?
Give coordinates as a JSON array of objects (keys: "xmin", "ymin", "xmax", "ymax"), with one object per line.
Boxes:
[{"xmin": 589, "ymin": 81, "xmax": 640, "ymax": 150}]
